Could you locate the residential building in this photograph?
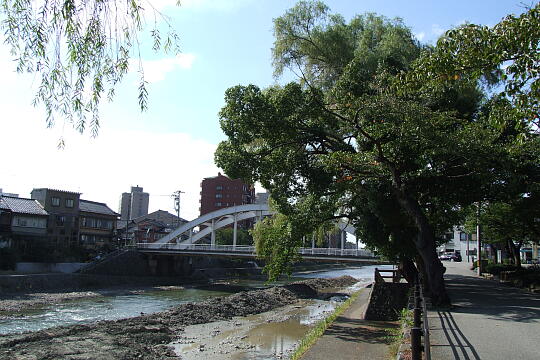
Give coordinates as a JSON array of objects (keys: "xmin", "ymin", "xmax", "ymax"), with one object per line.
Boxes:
[
  {"xmin": 116, "ymin": 209, "xmax": 187, "ymax": 245},
  {"xmin": 31, "ymin": 188, "xmax": 80, "ymax": 248},
  {"xmin": 255, "ymin": 192, "xmax": 270, "ymax": 205},
  {"xmin": 199, "ymin": 173, "xmax": 255, "ymax": 216},
  {"xmin": 119, "ymin": 185, "xmax": 149, "ymax": 220},
  {"xmin": 79, "ymin": 200, "xmax": 119, "ymax": 250},
  {"xmin": 438, "ymin": 226, "xmax": 478, "ymax": 262},
  {"xmin": 0, "ymin": 195, "xmax": 48, "ymax": 254},
  {"xmin": 133, "ymin": 219, "xmax": 171, "ymax": 243}
]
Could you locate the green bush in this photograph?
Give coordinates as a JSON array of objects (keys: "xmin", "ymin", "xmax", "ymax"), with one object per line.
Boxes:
[{"xmin": 485, "ymin": 263, "xmax": 517, "ymax": 275}]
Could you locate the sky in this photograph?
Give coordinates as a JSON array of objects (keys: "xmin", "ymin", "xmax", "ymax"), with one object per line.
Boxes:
[{"xmin": 0, "ymin": 0, "xmax": 532, "ymax": 221}]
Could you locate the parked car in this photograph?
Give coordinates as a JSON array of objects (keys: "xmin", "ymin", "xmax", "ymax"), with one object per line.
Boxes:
[
  {"xmin": 451, "ymin": 253, "xmax": 462, "ymax": 262},
  {"xmin": 439, "ymin": 252, "xmax": 462, "ymax": 262},
  {"xmin": 439, "ymin": 253, "xmax": 453, "ymax": 261}
]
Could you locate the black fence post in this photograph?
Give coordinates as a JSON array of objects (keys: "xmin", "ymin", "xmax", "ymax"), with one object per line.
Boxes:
[{"xmin": 411, "ymin": 327, "xmax": 423, "ymax": 360}]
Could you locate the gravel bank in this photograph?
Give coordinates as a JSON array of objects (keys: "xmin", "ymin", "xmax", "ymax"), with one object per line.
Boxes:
[{"xmin": 0, "ymin": 276, "xmax": 357, "ymax": 360}]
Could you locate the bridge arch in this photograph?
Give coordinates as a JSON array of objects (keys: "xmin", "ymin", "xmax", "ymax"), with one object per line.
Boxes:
[
  {"xmin": 152, "ymin": 204, "xmax": 272, "ymax": 248},
  {"xmin": 150, "ymin": 203, "xmax": 358, "ymax": 250}
]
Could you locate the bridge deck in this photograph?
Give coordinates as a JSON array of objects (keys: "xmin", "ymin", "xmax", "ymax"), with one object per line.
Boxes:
[{"xmin": 137, "ymin": 244, "xmax": 380, "ymax": 263}]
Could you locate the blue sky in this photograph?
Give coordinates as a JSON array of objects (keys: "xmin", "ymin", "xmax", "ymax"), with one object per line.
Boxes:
[{"xmin": 0, "ymin": 0, "xmax": 532, "ymax": 220}]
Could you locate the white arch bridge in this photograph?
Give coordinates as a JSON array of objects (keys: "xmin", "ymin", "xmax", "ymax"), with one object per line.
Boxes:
[{"xmin": 136, "ymin": 204, "xmax": 377, "ymax": 262}]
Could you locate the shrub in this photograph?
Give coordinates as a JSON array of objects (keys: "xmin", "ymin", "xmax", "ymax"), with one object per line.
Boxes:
[{"xmin": 485, "ymin": 263, "xmax": 517, "ymax": 275}]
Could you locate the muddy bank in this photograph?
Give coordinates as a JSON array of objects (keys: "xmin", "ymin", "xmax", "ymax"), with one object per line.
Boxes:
[{"xmin": 0, "ymin": 276, "xmax": 357, "ymax": 360}]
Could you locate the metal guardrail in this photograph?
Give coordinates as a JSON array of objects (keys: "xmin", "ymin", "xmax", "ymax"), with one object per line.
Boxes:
[
  {"xmin": 77, "ymin": 248, "xmax": 126, "ymax": 273},
  {"xmin": 136, "ymin": 243, "xmax": 377, "ymax": 258},
  {"xmin": 411, "ymin": 275, "xmax": 431, "ymax": 360},
  {"xmin": 374, "ymin": 268, "xmax": 402, "ymax": 283}
]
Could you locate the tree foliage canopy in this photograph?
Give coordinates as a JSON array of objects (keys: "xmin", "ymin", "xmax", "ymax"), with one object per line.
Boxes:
[
  {"xmin": 1, "ymin": 0, "xmax": 180, "ymax": 139},
  {"xmin": 215, "ymin": 1, "xmax": 539, "ymax": 303}
]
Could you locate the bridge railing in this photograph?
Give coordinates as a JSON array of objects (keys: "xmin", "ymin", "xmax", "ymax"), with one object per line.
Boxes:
[
  {"xmin": 137, "ymin": 243, "xmax": 256, "ymax": 253},
  {"xmin": 298, "ymin": 248, "xmax": 375, "ymax": 258},
  {"xmin": 137, "ymin": 243, "xmax": 376, "ymax": 258}
]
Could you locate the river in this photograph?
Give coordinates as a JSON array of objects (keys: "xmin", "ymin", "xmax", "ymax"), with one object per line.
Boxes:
[{"xmin": 0, "ymin": 264, "xmax": 394, "ymax": 357}]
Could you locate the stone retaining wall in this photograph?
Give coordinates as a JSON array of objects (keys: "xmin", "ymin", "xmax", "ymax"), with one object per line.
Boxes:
[{"xmin": 363, "ymin": 281, "xmax": 410, "ymax": 321}]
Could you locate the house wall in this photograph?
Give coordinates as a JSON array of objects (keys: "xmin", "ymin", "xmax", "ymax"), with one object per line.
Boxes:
[
  {"xmin": 200, "ymin": 174, "xmax": 255, "ymax": 216},
  {"xmin": 79, "ymin": 212, "xmax": 117, "ymax": 249},
  {"xmin": 11, "ymin": 214, "xmax": 47, "ymax": 235},
  {"xmin": 31, "ymin": 189, "xmax": 80, "ymax": 247},
  {"xmin": 438, "ymin": 226, "xmax": 478, "ymax": 262}
]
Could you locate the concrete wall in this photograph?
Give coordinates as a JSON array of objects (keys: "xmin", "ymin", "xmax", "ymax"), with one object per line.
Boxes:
[
  {"xmin": 15, "ymin": 262, "xmax": 86, "ymax": 274},
  {"xmin": 79, "ymin": 250, "xmax": 151, "ymax": 276},
  {"xmin": 0, "ymin": 273, "xmax": 184, "ymax": 293}
]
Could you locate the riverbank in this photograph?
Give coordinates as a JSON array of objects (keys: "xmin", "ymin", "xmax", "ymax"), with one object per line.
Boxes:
[{"xmin": 0, "ymin": 276, "xmax": 358, "ymax": 360}]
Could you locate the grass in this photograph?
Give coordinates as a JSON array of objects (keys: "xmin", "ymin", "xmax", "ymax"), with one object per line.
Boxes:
[
  {"xmin": 386, "ymin": 308, "xmax": 413, "ymax": 359},
  {"xmin": 289, "ymin": 289, "xmax": 364, "ymax": 360}
]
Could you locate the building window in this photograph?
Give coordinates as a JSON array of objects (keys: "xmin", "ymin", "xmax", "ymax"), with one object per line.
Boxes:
[
  {"xmin": 51, "ymin": 197, "xmax": 60, "ymax": 206},
  {"xmin": 460, "ymin": 232, "xmax": 468, "ymax": 241},
  {"xmin": 215, "ymin": 202, "xmax": 222, "ymax": 207},
  {"xmin": 216, "ymin": 185, "xmax": 223, "ymax": 191},
  {"xmin": 56, "ymin": 216, "xmax": 65, "ymax": 226},
  {"xmin": 216, "ymin": 193, "xmax": 223, "ymax": 198},
  {"xmin": 65, "ymin": 199, "xmax": 74, "ymax": 208}
]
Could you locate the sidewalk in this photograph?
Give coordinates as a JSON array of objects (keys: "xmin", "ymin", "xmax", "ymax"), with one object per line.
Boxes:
[
  {"xmin": 301, "ymin": 287, "xmax": 398, "ymax": 360},
  {"xmin": 428, "ymin": 261, "xmax": 540, "ymax": 360}
]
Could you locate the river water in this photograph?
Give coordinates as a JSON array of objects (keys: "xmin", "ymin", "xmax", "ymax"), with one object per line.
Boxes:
[{"xmin": 0, "ymin": 264, "xmax": 393, "ymax": 336}]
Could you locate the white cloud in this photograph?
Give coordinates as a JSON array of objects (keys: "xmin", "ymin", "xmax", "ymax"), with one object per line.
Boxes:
[
  {"xmin": 131, "ymin": 53, "xmax": 196, "ymax": 83},
  {"xmin": 431, "ymin": 24, "xmax": 446, "ymax": 37},
  {"xmin": 1, "ymin": 113, "xmax": 220, "ymax": 221},
  {"xmin": 415, "ymin": 32, "xmax": 426, "ymax": 41}
]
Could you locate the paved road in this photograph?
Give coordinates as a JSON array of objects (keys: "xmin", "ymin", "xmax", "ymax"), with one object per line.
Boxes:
[
  {"xmin": 428, "ymin": 261, "xmax": 540, "ymax": 360},
  {"xmin": 302, "ymin": 287, "xmax": 397, "ymax": 360}
]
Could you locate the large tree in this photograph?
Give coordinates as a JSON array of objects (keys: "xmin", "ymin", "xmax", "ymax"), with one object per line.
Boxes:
[
  {"xmin": 1, "ymin": 0, "xmax": 180, "ymax": 139},
  {"xmin": 216, "ymin": 2, "xmax": 468, "ymax": 305},
  {"xmin": 216, "ymin": 2, "xmax": 537, "ymax": 305}
]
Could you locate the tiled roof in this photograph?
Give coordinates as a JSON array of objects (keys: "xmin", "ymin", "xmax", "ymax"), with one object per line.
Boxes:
[
  {"xmin": 132, "ymin": 210, "xmax": 188, "ymax": 224},
  {"xmin": 0, "ymin": 196, "xmax": 48, "ymax": 216},
  {"xmin": 0, "ymin": 201, "xmax": 9, "ymax": 210},
  {"xmin": 79, "ymin": 199, "xmax": 119, "ymax": 216}
]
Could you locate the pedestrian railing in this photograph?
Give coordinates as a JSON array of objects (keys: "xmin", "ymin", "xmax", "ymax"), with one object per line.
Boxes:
[
  {"xmin": 374, "ymin": 268, "xmax": 402, "ymax": 283},
  {"xmin": 411, "ymin": 275, "xmax": 431, "ymax": 360},
  {"xmin": 77, "ymin": 248, "xmax": 126, "ymax": 273}
]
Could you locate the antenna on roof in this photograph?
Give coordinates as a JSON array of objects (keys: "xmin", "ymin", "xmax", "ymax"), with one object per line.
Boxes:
[{"xmin": 171, "ymin": 190, "xmax": 185, "ymax": 227}]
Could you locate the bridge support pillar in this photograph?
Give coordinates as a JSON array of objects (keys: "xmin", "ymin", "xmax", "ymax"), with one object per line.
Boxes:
[
  {"xmin": 341, "ymin": 230, "xmax": 345, "ymax": 255},
  {"xmin": 233, "ymin": 214, "xmax": 238, "ymax": 249},
  {"xmin": 211, "ymin": 219, "xmax": 216, "ymax": 246}
]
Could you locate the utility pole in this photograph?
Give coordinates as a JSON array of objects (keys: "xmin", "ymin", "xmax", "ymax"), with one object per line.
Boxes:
[
  {"xmin": 477, "ymin": 201, "xmax": 482, "ymax": 275},
  {"xmin": 171, "ymin": 190, "xmax": 185, "ymax": 227}
]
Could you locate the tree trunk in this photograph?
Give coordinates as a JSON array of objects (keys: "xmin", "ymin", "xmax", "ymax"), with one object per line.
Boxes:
[
  {"xmin": 394, "ymin": 188, "xmax": 450, "ymax": 305},
  {"xmin": 399, "ymin": 257, "xmax": 419, "ymax": 284},
  {"xmin": 507, "ymin": 239, "xmax": 522, "ymax": 268}
]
